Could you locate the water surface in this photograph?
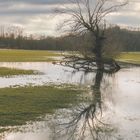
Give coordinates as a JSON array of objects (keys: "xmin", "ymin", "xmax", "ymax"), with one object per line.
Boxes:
[
  {"xmin": 0, "ymin": 62, "xmax": 95, "ymax": 87},
  {"xmin": 0, "ymin": 62, "xmax": 139, "ymax": 140}
]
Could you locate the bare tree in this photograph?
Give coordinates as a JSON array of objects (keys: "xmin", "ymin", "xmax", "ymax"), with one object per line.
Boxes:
[{"xmin": 56, "ymin": 0, "xmax": 127, "ymax": 70}]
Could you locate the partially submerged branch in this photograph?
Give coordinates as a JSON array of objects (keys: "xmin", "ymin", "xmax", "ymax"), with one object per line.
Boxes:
[{"xmin": 60, "ymin": 55, "xmax": 120, "ymax": 73}]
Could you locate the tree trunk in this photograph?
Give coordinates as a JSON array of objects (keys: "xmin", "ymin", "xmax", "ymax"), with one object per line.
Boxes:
[
  {"xmin": 95, "ymin": 52, "xmax": 104, "ymax": 70},
  {"xmin": 94, "ymin": 37, "xmax": 104, "ymax": 70}
]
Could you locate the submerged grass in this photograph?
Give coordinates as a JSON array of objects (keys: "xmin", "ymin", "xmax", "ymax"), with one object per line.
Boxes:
[
  {"xmin": 0, "ymin": 67, "xmax": 36, "ymax": 77},
  {"xmin": 0, "ymin": 49, "xmax": 61, "ymax": 62},
  {"xmin": 0, "ymin": 85, "xmax": 83, "ymax": 127},
  {"xmin": 117, "ymin": 52, "xmax": 140, "ymax": 65}
]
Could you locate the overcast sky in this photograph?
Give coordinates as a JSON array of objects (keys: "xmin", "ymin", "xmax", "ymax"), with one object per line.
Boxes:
[{"xmin": 0, "ymin": 0, "xmax": 140, "ymax": 36}]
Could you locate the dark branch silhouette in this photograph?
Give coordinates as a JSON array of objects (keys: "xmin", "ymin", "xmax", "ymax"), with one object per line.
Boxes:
[
  {"xmin": 50, "ymin": 68, "xmax": 119, "ymax": 140},
  {"xmin": 56, "ymin": 0, "xmax": 128, "ymax": 70},
  {"xmin": 60, "ymin": 55, "xmax": 120, "ymax": 73}
]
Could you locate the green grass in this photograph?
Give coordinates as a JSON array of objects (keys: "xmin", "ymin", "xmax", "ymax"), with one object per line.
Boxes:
[
  {"xmin": 0, "ymin": 85, "xmax": 82, "ymax": 127},
  {"xmin": 117, "ymin": 52, "xmax": 140, "ymax": 65},
  {"xmin": 0, "ymin": 67, "xmax": 36, "ymax": 77},
  {"xmin": 0, "ymin": 49, "xmax": 61, "ymax": 62},
  {"xmin": 0, "ymin": 49, "xmax": 139, "ymax": 65}
]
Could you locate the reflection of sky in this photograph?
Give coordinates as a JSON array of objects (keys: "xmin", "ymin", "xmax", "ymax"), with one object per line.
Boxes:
[
  {"xmin": 113, "ymin": 68, "xmax": 140, "ymax": 115},
  {"xmin": 0, "ymin": 62, "xmax": 96, "ymax": 88},
  {"xmin": 1, "ymin": 64, "xmax": 140, "ymax": 140},
  {"xmin": 0, "ymin": 0, "xmax": 140, "ymax": 36},
  {"xmin": 107, "ymin": 67, "xmax": 140, "ymax": 140}
]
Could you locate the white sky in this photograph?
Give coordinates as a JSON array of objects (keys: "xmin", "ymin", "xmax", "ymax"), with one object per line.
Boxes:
[{"xmin": 0, "ymin": 0, "xmax": 140, "ymax": 36}]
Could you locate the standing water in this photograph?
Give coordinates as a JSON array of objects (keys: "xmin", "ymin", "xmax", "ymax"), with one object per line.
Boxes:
[{"xmin": 0, "ymin": 62, "xmax": 139, "ymax": 140}]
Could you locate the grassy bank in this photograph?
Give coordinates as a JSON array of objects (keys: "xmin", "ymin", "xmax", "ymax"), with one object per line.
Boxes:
[
  {"xmin": 117, "ymin": 52, "xmax": 140, "ymax": 65},
  {"xmin": 0, "ymin": 49, "xmax": 61, "ymax": 62},
  {"xmin": 0, "ymin": 85, "xmax": 82, "ymax": 127},
  {"xmin": 0, "ymin": 67, "xmax": 36, "ymax": 77}
]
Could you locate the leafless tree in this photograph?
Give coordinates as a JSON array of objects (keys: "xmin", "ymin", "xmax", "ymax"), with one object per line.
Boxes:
[{"xmin": 56, "ymin": 0, "xmax": 127, "ymax": 70}]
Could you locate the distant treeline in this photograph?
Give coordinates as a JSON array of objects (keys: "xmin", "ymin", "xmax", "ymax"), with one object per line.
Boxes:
[{"xmin": 0, "ymin": 25, "xmax": 140, "ymax": 52}]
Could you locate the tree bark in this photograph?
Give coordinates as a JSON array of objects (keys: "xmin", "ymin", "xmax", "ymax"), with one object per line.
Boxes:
[
  {"xmin": 94, "ymin": 37, "xmax": 104, "ymax": 70},
  {"xmin": 95, "ymin": 54, "xmax": 104, "ymax": 70}
]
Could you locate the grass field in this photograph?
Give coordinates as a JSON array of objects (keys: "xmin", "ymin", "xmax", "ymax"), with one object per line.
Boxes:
[
  {"xmin": 0, "ymin": 85, "xmax": 83, "ymax": 127},
  {"xmin": 0, "ymin": 67, "xmax": 36, "ymax": 77},
  {"xmin": 0, "ymin": 50, "xmax": 139, "ymax": 77},
  {"xmin": 0, "ymin": 49, "xmax": 61, "ymax": 62},
  {"xmin": 0, "ymin": 49, "xmax": 139, "ymax": 64},
  {"xmin": 0, "ymin": 49, "xmax": 61, "ymax": 76},
  {"xmin": 117, "ymin": 52, "xmax": 140, "ymax": 65}
]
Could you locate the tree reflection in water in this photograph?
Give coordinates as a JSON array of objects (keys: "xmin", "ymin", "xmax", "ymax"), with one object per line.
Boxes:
[{"xmin": 49, "ymin": 66, "xmax": 120, "ymax": 140}]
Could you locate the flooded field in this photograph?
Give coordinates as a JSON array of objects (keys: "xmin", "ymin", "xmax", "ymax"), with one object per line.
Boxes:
[
  {"xmin": 0, "ymin": 62, "xmax": 140, "ymax": 140},
  {"xmin": 0, "ymin": 62, "xmax": 96, "ymax": 87}
]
